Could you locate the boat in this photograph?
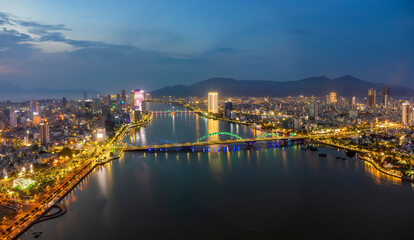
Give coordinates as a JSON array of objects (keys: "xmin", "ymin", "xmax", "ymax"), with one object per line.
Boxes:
[
  {"xmin": 336, "ymin": 156, "xmax": 341, "ymax": 159},
  {"xmin": 33, "ymin": 232, "xmax": 43, "ymax": 238},
  {"xmin": 319, "ymin": 153, "xmax": 327, "ymax": 157},
  {"xmin": 310, "ymin": 147, "xmax": 318, "ymax": 151},
  {"xmin": 341, "ymin": 157, "xmax": 347, "ymax": 160}
]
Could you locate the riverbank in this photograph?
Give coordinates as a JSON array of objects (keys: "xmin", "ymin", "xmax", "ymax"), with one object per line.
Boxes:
[
  {"xmin": 312, "ymin": 140, "xmax": 414, "ymax": 183},
  {"xmin": 5, "ymin": 115, "xmax": 150, "ymax": 240}
]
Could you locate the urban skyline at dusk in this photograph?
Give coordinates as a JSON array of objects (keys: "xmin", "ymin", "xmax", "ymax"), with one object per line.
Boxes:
[
  {"xmin": 1, "ymin": 1, "xmax": 414, "ymax": 240},
  {"xmin": 0, "ymin": 0, "xmax": 413, "ymax": 96}
]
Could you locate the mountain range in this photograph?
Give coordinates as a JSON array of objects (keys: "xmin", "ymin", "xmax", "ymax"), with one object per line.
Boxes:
[{"xmin": 150, "ymin": 75, "xmax": 413, "ymax": 97}]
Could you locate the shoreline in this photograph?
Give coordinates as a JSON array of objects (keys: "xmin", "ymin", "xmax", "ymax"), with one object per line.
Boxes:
[
  {"xmin": 312, "ymin": 140, "xmax": 413, "ymax": 183},
  {"xmin": 8, "ymin": 103, "xmax": 412, "ymax": 238},
  {"xmin": 5, "ymin": 116, "xmax": 149, "ymax": 240}
]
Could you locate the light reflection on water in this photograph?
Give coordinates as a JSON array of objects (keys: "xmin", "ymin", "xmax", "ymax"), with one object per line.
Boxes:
[{"xmin": 19, "ymin": 103, "xmax": 414, "ymax": 240}]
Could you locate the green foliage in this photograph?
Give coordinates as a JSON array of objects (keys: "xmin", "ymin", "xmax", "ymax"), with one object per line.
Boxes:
[{"xmin": 58, "ymin": 147, "xmax": 73, "ymax": 159}]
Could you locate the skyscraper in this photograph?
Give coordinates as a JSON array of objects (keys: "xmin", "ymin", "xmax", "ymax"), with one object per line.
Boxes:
[
  {"xmin": 32, "ymin": 112, "xmax": 41, "ymax": 125},
  {"xmin": 208, "ymin": 92, "xmax": 218, "ymax": 113},
  {"xmin": 382, "ymin": 86, "xmax": 390, "ymax": 107},
  {"xmin": 40, "ymin": 122, "xmax": 50, "ymax": 146},
  {"xmin": 85, "ymin": 99, "xmax": 93, "ymax": 118},
  {"xmin": 133, "ymin": 89, "xmax": 145, "ymax": 111},
  {"xmin": 329, "ymin": 92, "xmax": 337, "ymax": 103},
  {"xmin": 308, "ymin": 101, "xmax": 319, "ymax": 120},
  {"xmin": 367, "ymin": 88, "xmax": 376, "ymax": 107},
  {"xmin": 130, "ymin": 90, "xmax": 135, "ymax": 107},
  {"xmin": 84, "ymin": 91, "xmax": 88, "ymax": 100},
  {"xmin": 62, "ymin": 97, "xmax": 67, "ymax": 108},
  {"xmin": 121, "ymin": 90, "xmax": 126, "ymax": 102},
  {"xmin": 351, "ymin": 96, "xmax": 356, "ymax": 105},
  {"xmin": 402, "ymin": 102, "xmax": 410, "ymax": 125},
  {"xmin": 224, "ymin": 101, "xmax": 233, "ymax": 118},
  {"xmin": 10, "ymin": 109, "xmax": 17, "ymax": 128}
]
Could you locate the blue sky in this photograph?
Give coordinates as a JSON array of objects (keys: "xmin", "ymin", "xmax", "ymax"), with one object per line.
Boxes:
[{"xmin": 0, "ymin": 0, "xmax": 413, "ymax": 95}]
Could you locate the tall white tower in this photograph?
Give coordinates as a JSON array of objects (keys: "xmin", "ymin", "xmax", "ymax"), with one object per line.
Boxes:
[{"xmin": 208, "ymin": 92, "xmax": 218, "ymax": 113}]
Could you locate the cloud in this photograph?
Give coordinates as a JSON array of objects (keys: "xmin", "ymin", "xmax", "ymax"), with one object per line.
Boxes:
[
  {"xmin": 26, "ymin": 40, "xmax": 80, "ymax": 53},
  {"xmin": 0, "ymin": 12, "xmax": 77, "ymax": 53}
]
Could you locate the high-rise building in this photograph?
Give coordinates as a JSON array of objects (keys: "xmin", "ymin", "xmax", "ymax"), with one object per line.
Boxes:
[
  {"xmin": 9, "ymin": 109, "xmax": 17, "ymax": 128},
  {"xmin": 329, "ymin": 92, "xmax": 337, "ymax": 103},
  {"xmin": 402, "ymin": 102, "xmax": 410, "ymax": 125},
  {"xmin": 367, "ymin": 88, "xmax": 376, "ymax": 107},
  {"xmin": 62, "ymin": 97, "xmax": 67, "ymax": 108},
  {"xmin": 208, "ymin": 92, "xmax": 218, "ymax": 113},
  {"xmin": 352, "ymin": 96, "xmax": 356, "ymax": 105},
  {"xmin": 121, "ymin": 90, "xmax": 126, "ymax": 102},
  {"xmin": 308, "ymin": 101, "xmax": 319, "ymax": 120},
  {"xmin": 382, "ymin": 86, "xmax": 390, "ymax": 107},
  {"xmin": 85, "ymin": 99, "xmax": 93, "ymax": 118},
  {"xmin": 130, "ymin": 90, "xmax": 135, "ymax": 106},
  {"xmin": 33, "ymin": 112, "xmax": 41, "ymax": 125},
  {"xmin": 224, "ymin": 101, "xmax": 233, "ymax": 118},
  {"xmin": 133, "ymin": 89, "xmax": 145, "ymax": 111},
  {"xmin": 40, "ymin": 122, "xmax": 50, "ymax": 146},
  {"xmin": 129, "ymin": 109, "xmax": 141, "ymax": 123},
  {"xmin": 84, "ymin": 91, "xmax": 88, "ymax": 101}
]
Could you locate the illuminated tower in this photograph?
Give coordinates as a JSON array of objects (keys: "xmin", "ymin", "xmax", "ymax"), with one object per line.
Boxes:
[
  {"xmin": 208, "ymin": 92, "xmax": 218, "ymax": 113},
  {"xmin": 33, "ymin": 112, "xmax": 41, "ymax": 125},
  {"xmin": 132, "ymin": 89, "xmax": 145, "ymax": 111},
  {"xmin": 402, "ymin": 102, "xmax": 410, "ymax": 125},
  {"xmin": 130, "ymin": 90, "xmax": 135, "ymax": 107},
  {"xmin": 329, "ymin": 92, "xmax": 337, "ymax": 103}
]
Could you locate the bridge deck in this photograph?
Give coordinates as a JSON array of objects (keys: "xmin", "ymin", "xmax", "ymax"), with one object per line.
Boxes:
[{"xmin": 122, "ymin": 136, "xmax": 306, "ymax": 151}]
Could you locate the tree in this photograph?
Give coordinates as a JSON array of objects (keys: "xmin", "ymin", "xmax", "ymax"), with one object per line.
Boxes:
[{"xmin": 58, "ymin": 147, "xmax": 73, "ymax": 159}]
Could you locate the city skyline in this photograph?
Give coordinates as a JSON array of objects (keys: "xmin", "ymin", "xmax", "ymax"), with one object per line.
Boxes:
[
  {"xmin": 2, "ymin": 1, "xmax": 414, "ymax": 239},
  {"xmin": 0, "ymin": 0, "xmax": 413, "ymax": 95}
]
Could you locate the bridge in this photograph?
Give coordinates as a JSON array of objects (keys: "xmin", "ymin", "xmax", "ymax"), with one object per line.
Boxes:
[
  {"xmin": 105, "ymin": 131, "xmax": 326, "ymax": 152},
  {"xmin": 152, "ymin": 110, "xmax": 195, "ymax": 114}
]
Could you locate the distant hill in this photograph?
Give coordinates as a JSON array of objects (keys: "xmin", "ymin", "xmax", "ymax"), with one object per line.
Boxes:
[{"xmin": 150, "ymin": 75, "xmax": 413, "ymax": 97}]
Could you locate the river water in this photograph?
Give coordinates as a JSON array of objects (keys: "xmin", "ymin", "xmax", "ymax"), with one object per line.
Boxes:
[{"xmin": 20, "ymin": 103, "xmax": 414, "ymax": 239}]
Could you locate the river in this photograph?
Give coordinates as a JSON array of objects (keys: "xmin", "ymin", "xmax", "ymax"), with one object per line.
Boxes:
[{"xmin": 20, "ymin": 102, "xmax": 414, "ymax": 239}]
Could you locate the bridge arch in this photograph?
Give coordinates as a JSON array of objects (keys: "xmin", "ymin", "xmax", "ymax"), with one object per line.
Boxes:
[
  {"xmin": 194, "ymin": 132, "xmax": 243, "ymax": 142},
  {"xmin": 150, "ymin": 139, "xmax": 177, "ymax": 145},
  {"xmin": 257, "ymin": 133, "xmax": 279, "ymax": 139}
]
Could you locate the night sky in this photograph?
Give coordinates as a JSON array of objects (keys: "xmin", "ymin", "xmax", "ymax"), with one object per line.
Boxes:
[{"xmin": 0, "ymin": 0, "xmax": 413, "ymax": 95}]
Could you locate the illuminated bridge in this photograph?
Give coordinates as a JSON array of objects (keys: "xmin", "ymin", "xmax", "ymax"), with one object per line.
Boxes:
[
  {"xmin": 152, "ymin": 110, "xmax": 195, "ymax": 114},
  {"xmin": 105, "ymin": 131, "xmax": 329, "ymax": 152}
]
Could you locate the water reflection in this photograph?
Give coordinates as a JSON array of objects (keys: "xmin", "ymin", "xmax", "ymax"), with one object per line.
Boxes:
[
  {"xmin": 363, "ymin": 160, "xmax": 401, "ymax": 186},
  {"xmin": 20, "ymin": 102, "xmax": 414, "ymax": 240}
]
